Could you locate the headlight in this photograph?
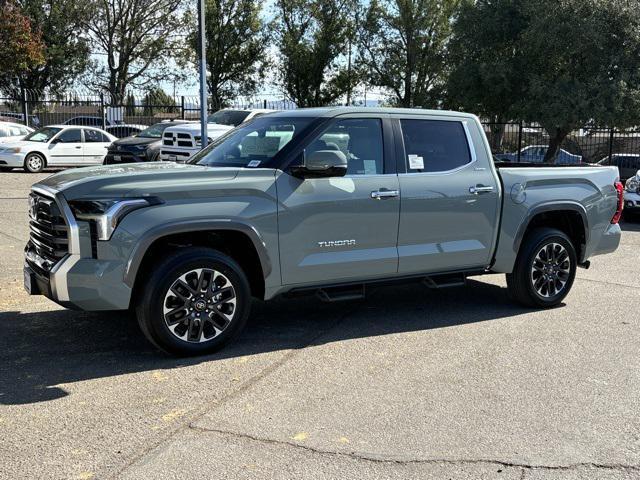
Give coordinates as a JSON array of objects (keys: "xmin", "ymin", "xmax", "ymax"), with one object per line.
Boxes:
[
  {"xmin": 626, "ymin": 177, "xmax": 639, "ymax": 193},
  {"xmin": 1, "ymin": 147, "xmax": 21, "ymax": 153},
  {"xmin": 134, "ymin": 145, "xmax": 147, "ymax": 151},
  {"xmin": 69, "ymin": 197, "xmax": 161, "ymax": 240}
]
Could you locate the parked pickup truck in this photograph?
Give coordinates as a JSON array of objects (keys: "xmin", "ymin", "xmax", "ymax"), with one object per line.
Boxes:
[
  {"xmin": 24, "ymin": 108, "xmax": 623, "ymax": 356},
  {"xmin": 159, "ymin": 108, "xmax": 273, "ymax": 163}
]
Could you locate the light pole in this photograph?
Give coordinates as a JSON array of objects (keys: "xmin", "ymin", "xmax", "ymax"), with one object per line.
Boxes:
[{"xmin": 197, "ymin": 0, "xmax": 208, "ymax": 149}]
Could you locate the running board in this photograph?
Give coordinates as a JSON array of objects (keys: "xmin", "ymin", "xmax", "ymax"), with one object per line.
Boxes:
[
  {"xmin": 315, "ymin": 284, "xmax": 366, "ymax": 303},
  {"xmin": 422, "ymin": 273, "xmax": 467, "ymax": 289}
]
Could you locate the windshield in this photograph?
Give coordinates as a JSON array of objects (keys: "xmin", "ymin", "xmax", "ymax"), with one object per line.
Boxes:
[
  {"xmin": 190, "ymin": 117, "xmax": 314, "ymax": 168},
  {"xmin": 137, "ymin": 123, "xmax": 174, "ymax": 138},
  {"xmin": 206, "ymin": 110, "xmax": 251, "ymax": 127},
  {"xmin": 24, "ymin": 127, "xmax": 62, "ymax": 143}
]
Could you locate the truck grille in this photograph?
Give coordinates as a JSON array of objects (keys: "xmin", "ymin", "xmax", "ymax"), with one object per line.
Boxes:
[
  {"xmin": 26, "ymin": 191, "xmax": 69, "ymax": 271},
  {"xmin": 163, "ymin": 132, "xmax": 195, "ymax": 148}
]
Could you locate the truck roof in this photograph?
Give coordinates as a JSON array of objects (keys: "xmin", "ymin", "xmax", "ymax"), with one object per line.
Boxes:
[{"xmin": 267, "ymin": 107, "xmax": 477, "ymax": 119}]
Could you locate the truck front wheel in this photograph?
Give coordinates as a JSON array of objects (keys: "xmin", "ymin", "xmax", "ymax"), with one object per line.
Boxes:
[
  {"xmin": 136, "ymin": 247, "xmax": 251, "ymax": 356},
  {"xmin": 506, "ymin": 228, "xmax": 577, "ymax": 308}
]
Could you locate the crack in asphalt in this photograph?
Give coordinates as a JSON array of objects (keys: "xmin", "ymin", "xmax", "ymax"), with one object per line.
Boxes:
[
  {"xmin": 578, "ymin": 276, "xmax": 640, "ymax": 290},
  {"xmin": 186, "ymin": 424, "xmax": 640, "ymax": 474},
  {"xmin": 109, "ymin": 300, "xmax": 365, "ymax": 479},
  {"xmin": 0, "ymin": 230, "xmax": 23, "ymax": 243}
]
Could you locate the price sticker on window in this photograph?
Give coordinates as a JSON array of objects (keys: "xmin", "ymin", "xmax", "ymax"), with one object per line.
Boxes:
[{"xmin": 408, "ymin": 154, "xmax": 424, "ymax": 170}]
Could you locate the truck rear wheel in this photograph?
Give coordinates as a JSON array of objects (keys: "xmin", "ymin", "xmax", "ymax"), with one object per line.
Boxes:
[
  {"xmin": 506, "ymin": 228, "xmax": 577, "ymax": 308},
  {"xmin": 136, "ymin": 247, "xmax": 251, "ymax": 356}
]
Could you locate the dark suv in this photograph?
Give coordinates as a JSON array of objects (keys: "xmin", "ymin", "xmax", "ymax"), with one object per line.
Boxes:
[{"xmin": 104, "ymin": 120, "xmax": 192, "ymax": 164}]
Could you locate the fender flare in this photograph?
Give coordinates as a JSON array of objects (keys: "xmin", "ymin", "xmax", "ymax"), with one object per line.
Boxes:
[
  {"xmin": 513, "ymin": 201, "xmax": 589, "ymax": 259},
  {"xmin": 123, "ymin": 219, "xmax": 272, "ymax": 288}
]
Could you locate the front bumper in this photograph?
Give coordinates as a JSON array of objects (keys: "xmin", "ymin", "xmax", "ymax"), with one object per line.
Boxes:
[
  {"xmin": 104, "ymin": 150, "xmax": 147, "ymax": 165},
  {"xmin": 0, "ymin": 152, "xmax": 27, "ymax": 167},
  {"xmin": 25, "ymin": 250, "xmax": 132, "ymax": 311},
  {"xmin": 160, "ymin": 148, "xmax": 195, "ymax": 162},
  {"xmin": 24, "ymin": 185, "xmax": 132, "ymax": 311},
  {"xmin": 624, "ymin": 191, "xmax": 640, "ymax": 211}
]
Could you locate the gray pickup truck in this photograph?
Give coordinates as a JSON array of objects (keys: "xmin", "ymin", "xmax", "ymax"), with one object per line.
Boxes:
[{"xmin": 24, "ymin": 108, "xmax": 624, "ymax": 355}]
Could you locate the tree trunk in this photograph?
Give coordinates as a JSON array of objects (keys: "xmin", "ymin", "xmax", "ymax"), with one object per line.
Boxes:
[
  {"xmin": 543, "ymin": 127, "xmax": 571, "ymax": 164},
  {"xmin": 489, "ymin": 121, "xmax": 506, "ymax": 152}
]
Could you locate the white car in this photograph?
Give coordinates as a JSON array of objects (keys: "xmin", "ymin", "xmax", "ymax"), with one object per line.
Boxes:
[
  {"xmin": 0, "ymin": 125, "xmax": 117, "ymax": 173},
  {"xmin": 624, "ymin": 170, "xmax": 640, "ymax": 215},
  {"xmin": 0, "ymin": 121, "xmax": 34, "ymax": 143},
  {"xmin": 160, "ymin": 108, "xmax": 274, "ymax": 162}
]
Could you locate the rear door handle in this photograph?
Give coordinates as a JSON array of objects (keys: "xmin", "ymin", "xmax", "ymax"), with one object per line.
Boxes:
[
  {"xmin": 469, "ymin": 185, "xmax": 494, "ymax": 195},
  {"xmin": 75, "ymin": 146, "xmax": 82, "ymax": 149},
  {"xmin": 371, "ymin": 189, "xmax": 399, "ymax": 200}
]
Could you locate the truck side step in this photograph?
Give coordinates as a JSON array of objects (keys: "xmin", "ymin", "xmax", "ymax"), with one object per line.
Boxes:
[
  {"xmin": 422, "ymin": 273, "xmax": 467, "ymax": 289},
  {"xmin": 315, "ymin": 284, "xmax": 366, "ymax": 303}
]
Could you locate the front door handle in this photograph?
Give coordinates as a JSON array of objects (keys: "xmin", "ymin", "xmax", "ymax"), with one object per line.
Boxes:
[
  {"xmin": 371, "ymin": 189, "xmax": 399, "ymax": 200},
  {"xmin": 469, "ymin": 185, "xmax": 494, "ymax": 195},
  {"xmin": 75, "ymin": 146, "xmax": 82, "ymax": 149}
]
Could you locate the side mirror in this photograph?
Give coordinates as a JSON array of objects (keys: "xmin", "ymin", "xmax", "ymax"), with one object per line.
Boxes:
[{"xmin": 291, "ymin": 150, "xmax": 348, "ymax": 178}]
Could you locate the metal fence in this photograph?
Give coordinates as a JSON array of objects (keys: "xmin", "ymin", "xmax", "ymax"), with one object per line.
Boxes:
[
  {"xmin": 481, "ymin": 122, "xmax": 640, "ymax": 165},
  {"xmin": 0, "ymin": 90, "xmax": 297, "ymax": 131},
  {"xmin": 2, "ymin": 90, "xmax": 639, "ymax": 165}
]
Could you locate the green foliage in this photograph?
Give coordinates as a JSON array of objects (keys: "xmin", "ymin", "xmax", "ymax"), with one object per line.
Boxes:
[
  {"xmin": 359, "ymin": 0, "xmax": 461, "ymax": 108},
  {"xmin": 124, "ymin": 92, "xmax": 137, "ymax": 117},
  {"xmin": 447, "ymin": 0, "xmax": 527, "ymax": 121},
  {"xmin": 1, "ymin": 0, "xmax": 91, "ymax": 95},
  {"xmin": 190, "ymin": 0, "xmax": 267, "ymax": 110},
  {"xmin": 272, "ymin": 0, "xmax": 361, "ymax": 107},
  {"xmin": 86, "ymin": 0, "xmax": 186, "ymax": 104},
  {"xmin": 517, "ymin": 0, "xmax": 640, "ymax": 161},
  {"xmin": 447, "ymin": 0, "xmax": 640, "ymax": 162},
  {"xmin": 141, "ymin": 87, "xmax": 176, "ymax": 115}
]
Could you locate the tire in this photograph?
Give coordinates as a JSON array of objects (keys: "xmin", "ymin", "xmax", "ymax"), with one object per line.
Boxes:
[
  {"xmin": 506, "ymin": 228, "xmax": 577, "ymax": 308},
  {"xmin": 23, "ymin": 153, "xmax": 45, "ymax": 173},
  {"xmin": 136, "ymin": 247, "xmax": 251, "ymax": 356}
]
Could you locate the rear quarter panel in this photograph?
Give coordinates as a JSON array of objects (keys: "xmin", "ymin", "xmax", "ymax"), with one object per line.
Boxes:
[{"xmin": 492, "ymin": 166, "xmax": 620, "ymax": 272}]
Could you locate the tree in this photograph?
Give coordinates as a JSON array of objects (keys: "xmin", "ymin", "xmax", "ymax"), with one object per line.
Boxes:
[
  {"xmin": 189, "ymin": 0, "xmax": 267, "ymax": 110},
  {"xmin": 0, "ymin": 0, "xmax": 91, "ymax": 95},
  {"xmin": 86, "ymin": 0, "xmax": 186, "ymax": 105},
  {"xmin": 0, "ymin": 1, "xmax": 45, "ymax": 88},
  {"xmin": 272, "ymin": 0, "xmax": 361, "ymax": 107},
  {"xmin": 141, "ymin": 86, "xmax": 176, "ymax": 115},
  {"xmin": 359, "ymin": 0, "xmax": 461, "ymax": 108},
  {"xmin": 446, "ymin": 0, "xmax": 528, "ymax": 150},
  {"xmin": 516, "ymin": 0, "xmax": 640, "ymax": 162}
]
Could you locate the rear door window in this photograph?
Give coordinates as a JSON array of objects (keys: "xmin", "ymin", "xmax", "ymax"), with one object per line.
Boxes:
[
  {"xmin": 84, "ymin": 129, "xmax": 102, "ymax": 142},
  {"xmin": 400, "ymin": 119, "xmax": 472, "ymax": 173}
]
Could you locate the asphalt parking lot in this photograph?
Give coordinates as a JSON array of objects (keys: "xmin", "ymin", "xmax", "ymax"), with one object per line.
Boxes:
[{"xmin": 1, "ymin": 170, "xmax": 640, "ymax": 479}]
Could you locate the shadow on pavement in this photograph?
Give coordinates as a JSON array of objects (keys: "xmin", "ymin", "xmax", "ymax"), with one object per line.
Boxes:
[{"xmin": 0, "ymin": 279, "xmax": 536, "ymax": 406}]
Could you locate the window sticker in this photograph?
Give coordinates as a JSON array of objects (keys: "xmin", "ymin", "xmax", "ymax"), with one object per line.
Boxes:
[
  {"xmin": 247, "ymin": 160, "xmax": 261, "ymax": 167},
  {"xmin": 363, "ymin": 159, "xmax": 377, "ymax": 175},
  {"xmin": 408, "ymin": 154, "xmax": 424, "ymax": 170}
]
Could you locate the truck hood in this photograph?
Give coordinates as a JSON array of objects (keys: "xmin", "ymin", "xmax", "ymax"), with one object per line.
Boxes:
[{"xmin": 35, "ymin": 162, "xmax": 240, "ymax": 200}]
